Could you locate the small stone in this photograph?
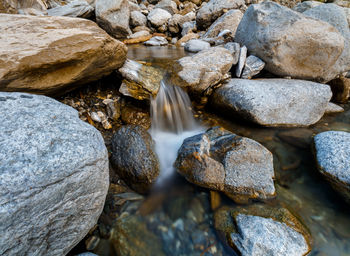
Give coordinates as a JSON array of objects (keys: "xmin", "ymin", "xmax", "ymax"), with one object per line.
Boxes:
[
  {"xmin": 184, "ymin": 39, "xmax": 211, "ymax": 53},
  {"xmin": 155, "ymin": 0, "xmax": 178, "ymax": 15},
  {"xmin": 144, "ymin": 36, "xmax": 168, "ymax": 46},
  {"xmin": 128, "ymin": 30, "xmax": 150, "ymax": 39},
  {"xmin": 85, "ymin": 236, "xmax": 100, "ymax": 251},
  {"xmin": 130, "ymin": 10, "xmax": 147, "ymax": 27},
  {"xmin": 147, "ymin": 8, "xmax": 172, "ymax": 27},
  {"xmin": 325, "ymin": 102, "xmax": 344, "ymax": 114},
  {"xmin": 224, "ymin": 42, "xmax": 240, "ymax": 65},
  {"xmin": 241, "ymin": 55, "xmax": 265, "ymax": 79},
  {"xmin": 210, "ymin": 191, "xmax": 221, "ymax": 210},
  {"xmin": 235, "ymin": 45, "xmax": 247, "ymax": 78},
  {"xmin": 90, "ymin": 111, "xmax": 101, "ymax": 123}
]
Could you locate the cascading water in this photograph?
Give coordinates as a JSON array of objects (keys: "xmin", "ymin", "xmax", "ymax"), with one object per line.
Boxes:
[{"xmin": 150, "ymin": 80, "xmax": 204, "ymax": 183}]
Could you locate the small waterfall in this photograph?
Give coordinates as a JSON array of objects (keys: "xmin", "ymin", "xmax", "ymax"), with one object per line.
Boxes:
[{"xmin": 150, "ymin": 80, "xmax": 203, "ymax": 183}]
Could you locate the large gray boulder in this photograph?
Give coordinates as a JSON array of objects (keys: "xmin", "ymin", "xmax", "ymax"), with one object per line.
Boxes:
[
  {"xmin": 0, "ymin": 14, "xmax": 127, "ymax": 95},
  {"xmin": 111, "ymin": 125, "xmax": 160, "ymax": 193},
  {"xmin": 303, "ymin": 3, "xmax": 350, "ymax": 80},
  {"xmin": 202, "ymin": 9, "xmax": 243, "ymax": 39},
  {"xmin": 235, "ymin": 2, "xmax": 345, "ymax": 82},
  {"xmin": 196, "ymin": 0, "xmax": 245, "ymax": 29},
  {"xmin": 313, "ymin": 131, "xmax": 350, "ymax": 203},
  {"xmin": 0, "ymin": 92, "xmax": 109, "ymax": 255},
  {"xmin": 130, "ymin": 10, "xmax": 147, "ymax": 27},
  {"xmin": 96, "ymin": 0, "xmax": 131, "ymax": 39},
  {"xmin": 172, "ymin": 47, "xmax": 233, "ymax": 95},
  {"xmin": 211, "ymin": 79, "xmax": 332, "ymax": 127},
  {"xmin": 175, "ymin": 127, "xmax": 275, "ymax": 203},
  {"xmin": 47, "ymin": 0, "xmax": 94, "ymax": 18},
  {"xmin": 214, "ymin": 204, "xmax": 312, "ymax": 256}
]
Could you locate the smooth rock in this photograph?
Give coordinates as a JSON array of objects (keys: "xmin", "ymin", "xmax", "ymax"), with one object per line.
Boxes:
[
  {"xmin": 155, "ymin": 0, "xmax": 177, "ymax": 14},
  {"xmin": 328, "ymin": 76, "xmax": 350, "ymax": 103},
  {"xmin": 325, "ymin": 102, "xmax": 344, "ymax": 114},
  {"xmin": 224, "ymin": 42, "xmax": 240, "ymax": 65},
  {"xmin": 173, "ymin": 47, "xmax": 233, "ymax": 95},
  {"xmin": 241, "ymin": 55, "xmax": 265, "ymax": 79},
  {"xmin": 147, "ymin": 7, "xmax": 171, "ymax": 27},
  {"xmin": 211, "ymin": 79, "xmax": 332, "ymax": 127},
  {"xmin": 118, "ymin": 59, "xmax": 164, "ymax": 100},
  {"xmin": 214, "ymin": 204, "xmax": 312, "ymax": 256},
  {"xmin": 235, "ymin": 2, "xmax": 345, "ymax": 82},
  {"xmin": 128, "ymin": 30, "xmax": 150, "ymax": 39},
  {"xmin": 0, "ymin": 92, "xmax": 109, "ymax": 255},
  {"xmin": 130, "ymin": 10, "xmax": 147, "ymax": 27},
  {"xmin": 303, "ymin": 4, "xmax": 350, "ymax": 82},
  {"xmin": 47, "ymin": 0, "xmax": 94, "ymax": 18},
  {"xmin": 235, "ymin": 45, "xmax": 247, "ymax": 78},
  {"xmin": 144, "ymin": 35, "xmax": 168, "ymax": 46},
  {"xmin": 111, "ymin": 125, "xmax": 160, "ymax": 193},
  {"xmin": 175, "ymin": 127, "xmax": 275, "ymax": 203},
  {"xmin": 175, "ymin": 32, "xmax": 199, "ymax": 46},
  {"xmin": 196, "ymin": 0, "xmax": 245, "ymax": 29},
  {"xmin": 0, "ymin": 0, "xmax": 47, "ymax": 15},
  {"xmin": 313, "ymin": 131, "xmax": 350, "ymax": 203},
  {"xmin": 292, "ymin": 1, "xmax": 323, "ymax": 12},
  {"xmin": 202, "ymin": 9, "xmax": 243, "ymax": 39},
  {"xmin": 96, "ymin": 0, "xmax": 131, "ymax": 39},
  {"xmin": 184, "ymin": 39, "xmax": 210, "ymax": 53},
  {"xmin": 0, "ymin": 14, "xmax": 127, "ymax": 94}
]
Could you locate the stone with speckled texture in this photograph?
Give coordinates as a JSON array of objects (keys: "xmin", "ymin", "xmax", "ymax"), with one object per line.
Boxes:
[
  {"xmin": 0, "ymin": 92, "xmax": 109, "ymax": 256},
  {"xmin": 313, "ymin": 131, "xmax": 350, "ymax": 203}
]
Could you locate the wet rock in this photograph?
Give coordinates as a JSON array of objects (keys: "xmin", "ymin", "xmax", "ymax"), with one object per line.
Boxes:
[
  {"xmin": 0, "ymin": 0, "xmax": 47, "ymax": 15},
  {"xmin": 47, "ymin": 0, "xmax": 94, "ymax": 18},
  {"xmin": 211, "ymin": 79, "xmax": 332, "ymax": 127},
  {"xmin": 235, "ymin": 2, "xmax": 345, "ymax": 82},
  {"xmin": 303, "ymin": 3, "xmax": 350, "ymax": 82},
  {"xmin": 214, "ymin": 204, "xmax": 312, "ymax": 256},
  {"xmin": 235, "ymin": 45, "xmax": 247, "ymax": 78},
  {"xmin": 0, "ymin": 92, "xmax": 109, "ymax": 255},
  {"xmin": 96, "ymin": 0, "xmax": 131, "ymax": 39},
  {"xmin": 241, "ymin": 55, "xmax": 265, "ymax": 79},
  {"xmin": 313, "ymin": 131, "xmax": 350, "ymax": 203},
  {"xmin": 202, "ymin": 9, "xmax": 243, "ymax": 39},
  {"xmin": 155, "ymin": 0, "xmax": 177, "ymax": 14},
  {"xmin": 173, "ymin": 47, "xmax": 233, "ymax": 95},
  {"xmin": 147, "ymin": 8, "xmax": 172, "ymax": 27},
  {"xmin": 325, "ymin": 102, "xmax": 344, "ymax": 114},
  {"xmin": 328, "ymin": 76, "xmax": 350, "ymax": 103},
  {"xmin": 175, "ymin": 127, "xmax": 275, "ymax": 203},
  {"xmin": 184, "ymin": 39, "xmax": 210, "ymax": 53},
  {"xmin": 121, "ymin": 105, "xmax": 151, "ymax": 129},
  {"xmin": 118, "ymin": 59, "xmax": 164, "ymax": 100},
  {"xmin": 0, "ymin": 14, "xmax": 127, "ymax": 94},
  {"xmin": 111, "ymin": 215, "xmax": 165, "ymax": 256},
  {"xmin": 130, "ymin": 10, "xmax": 147, "ymax": 27},
  {"xmin": 223, "ymin": 42, "xmax": 240, "ymax": 65},
  {"xmin": 144, "ymin": 35, "xmax": 168, "ymax": 46},
  {"xmin": 196, "ymin": 0, "xmax": 245, "ymax": 29},
  {"xmin": 111, "ymin": 125, "xmax": 160, "ymax": 193},
  {"xmin": 277, "ymin": 129, "xmax": 314, "ymax": 148},
  {"xmin": 293, "ymin": 1, "xmax": 323, "ymax": 12}
]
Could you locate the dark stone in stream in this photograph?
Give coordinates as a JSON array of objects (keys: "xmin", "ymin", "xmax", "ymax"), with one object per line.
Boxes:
[
  {"xmin": 175, "ymin": 127, "xmax": 276, "ymax": 203},
  {"xmin": 111, "ymin": 125, "xmax": 160, "ymax": 193},
  {"xmin": 214, "ymin": 204, "xmax": 312, "ymax": 256}
]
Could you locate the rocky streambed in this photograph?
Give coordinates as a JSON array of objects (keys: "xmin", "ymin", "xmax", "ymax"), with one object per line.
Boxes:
[{"xmin": 1, "ymin": 0, "xmax": 350, "ymax": 256}]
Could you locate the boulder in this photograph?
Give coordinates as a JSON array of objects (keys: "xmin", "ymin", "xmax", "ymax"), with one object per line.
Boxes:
[
  {"xmin": 313, "ymin": 131, "xmax": 350, "ymax": 203},
  {"xmin": 147, "ymin": 8, "xmax": 172, "ymax": 27},
  {"xmin": 196, "ymin": 0, "xmax": 245, "ymax": 29},
  {"xmin": 128, "ymin": 30, "xmax": 150, "ymax": 39},
  {"xmin": 111, "ymin": 125, "xmax": 160, "ymax": 193},
  {"xmin": 47, "ymin": 0, "xmax": 94, "ymax": 18},
  {"xmin": 235, "ymin": 2, "xmax": 345, "ymax": 82},
  {"xmin": 184, "ymin": 39, "xmax": 210, "ymax": 53},
  {"xmin": 0, "ymin": 14, "xmax": 127, "ymax": 94},
  {"xmin": 130, "ymin": 10, "xmax": 147, "ymax": 27},
  {"xmin": 181, "ymin": 21, "xmax": 196, "ymax": 36},
  {"xmin": 175, "ymin": 127, "xmax": 275, "ymax": 203},
  {"xmin": 155, "ymin": 0, "xmax": 177, "ymax": 15},
  {"xmin": 173, "ymin": 47, "xmax": 233, "ymax": 95},
  {"xmin": 144, "ymin": 35, "xmax": 168, "ymax": 46},
  {"xmin": 214, "ymin": 204, "xmax": 312, "ymax": 256},
  {"xmin": 202, "ymin": 9, "xmax": 243, "ymax": 39},
  {"xmin": 118, "ymin": 59, "xmax": 164, "ymax": 100},
  {"xmin": 0, "ymin": 0, "xmax": 47, "ymax": 15},
  {"xmin": 96, "ymin": 0, "xmax": 131, "ymax": 39},
  {"xmin": 303, "ymin": 3, "xmax": 350, "ymax": 80},
  {"xmin": 241, "ymin": 55, "xmax": 265, "ymax": 79},
  {"xmin": 223, "ymin": 42, "xmax": 240, "ymax": 65},
  {"xmin": 168, "ymin": 11, "xmax": 195, "ymax": 33},
  {"xmin": 211, "ymin": 79, "xmax": 332, "ymax": 127},
  {"xmin": 0, "ymin": 92, "xmax": 109, "ymax": 255}
]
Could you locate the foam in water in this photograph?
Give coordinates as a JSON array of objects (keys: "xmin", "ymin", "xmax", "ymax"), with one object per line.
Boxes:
[{"xmin": 150, "ymin": 80, "xmax": 204, "ymax": 183}]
